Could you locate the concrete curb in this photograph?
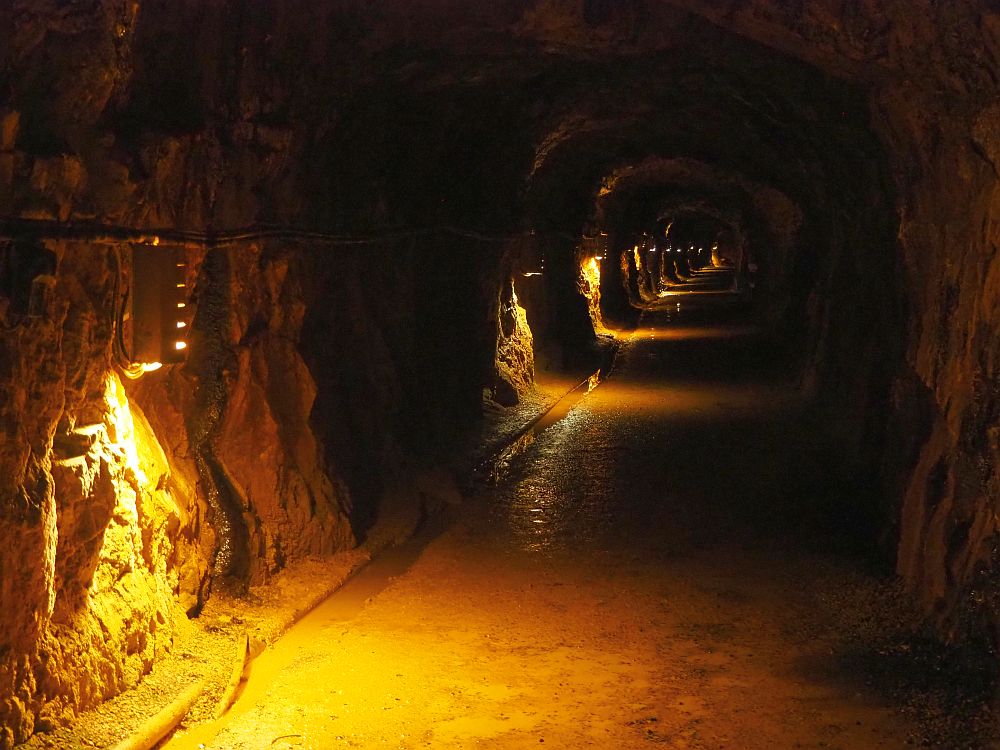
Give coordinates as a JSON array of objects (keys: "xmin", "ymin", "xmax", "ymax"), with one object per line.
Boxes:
[
  {"xmin": 212, "ymin": 633, "xmax": 249, "ymax": 720},
  {"xmin": 108, "ymin": 679, "xmax": 205, "ymax": 750},
  {"xmin": 474, "ymin": 336, "xmax": 623, "ymax": 485}
]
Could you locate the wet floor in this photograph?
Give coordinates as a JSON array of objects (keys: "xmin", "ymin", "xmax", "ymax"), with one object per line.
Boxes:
[{"xmin": 165, "ymin": 281, "xmax": 933, "ymax": 749}]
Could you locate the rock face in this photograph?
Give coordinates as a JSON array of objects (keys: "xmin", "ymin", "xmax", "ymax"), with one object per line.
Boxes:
[
  {"xmin": 189, "ymin": 243, "xmax": 356, "ymax": 585},
  {"xmin": 671, "ymin": 0, "xmax": 1000, "ymax": 641},
  {"xmin": 578, "ymin": 255, "xmax": 605, "ymax": 335},
  {"xmin": 877, "ymin": 90, "xmax": 1000, "ymax": 636},
  {"xmin": 1, "ymin": 0, "xmax": 1000, "ymax": 745},
  {"xmin": 494, "ymin": 276, "xmax": 535, "ymax": 406},
  {"xmin": 0, "ymin": 241, "xmax": 204, "ymax": 746}
]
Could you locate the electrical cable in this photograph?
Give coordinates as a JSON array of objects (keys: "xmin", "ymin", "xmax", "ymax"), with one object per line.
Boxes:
[{"xmin": 0, "ymin": 218, "xmax": 579, "ymax": 248}]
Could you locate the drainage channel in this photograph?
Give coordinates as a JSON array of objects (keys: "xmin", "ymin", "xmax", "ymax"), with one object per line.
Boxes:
[{"xmin": 475, "ymin": 338, "xmax": 624, "ymax": 485}]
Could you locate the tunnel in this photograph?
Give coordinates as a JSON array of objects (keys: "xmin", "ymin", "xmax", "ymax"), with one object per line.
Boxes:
[{"xmin": 1, "ymin": 2, "xmax": 1000, "ymax": 748}]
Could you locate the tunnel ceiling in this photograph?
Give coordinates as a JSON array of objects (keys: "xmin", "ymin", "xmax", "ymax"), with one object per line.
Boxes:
[
  {"xmin": 521, "ymin": 42, "xmax": 874, "ymax": 235},
  {"xmin": 6, "ymin": 0, "xmax": 890, "ymax": 237}
]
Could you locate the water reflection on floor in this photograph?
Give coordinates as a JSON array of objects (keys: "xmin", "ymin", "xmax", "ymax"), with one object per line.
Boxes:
[
  {"xmin": 490, "ymin": 294, "xmax": 799, "ymax": 559},
  {"xmin": 499, "ymin": 405, "xmax": 619, "ymax": 554}
]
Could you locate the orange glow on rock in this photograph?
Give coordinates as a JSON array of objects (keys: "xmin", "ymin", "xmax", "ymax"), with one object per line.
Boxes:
[{"xmin": 578, "ymin": 255, "xmax": 609, "ymax": 335}]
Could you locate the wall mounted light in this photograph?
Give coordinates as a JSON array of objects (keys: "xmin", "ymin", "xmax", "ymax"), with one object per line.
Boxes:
[
  {"xmin": 126, "ymin": 244, "xmax": 191, "ymax": 371},
  {"xmin": 520, "ymin": 245, "xmax": 545, "ymax": 277}
]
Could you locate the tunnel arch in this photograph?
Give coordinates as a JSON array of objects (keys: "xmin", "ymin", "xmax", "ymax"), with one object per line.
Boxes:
[
  {"xmin": 509, "ymin": 34, "xmax": 903, "ymax": 526},
  {"xmin": 589, "ymin": 156, "xmax": 805, "ymax": 324},
  {"xmin": 2, "ymin": 2, "xmax": 999, "ymax": 745}
]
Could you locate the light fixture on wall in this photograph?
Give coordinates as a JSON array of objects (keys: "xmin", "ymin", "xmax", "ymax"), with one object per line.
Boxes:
[
  {"xmin": 519, "ymin": 244, "xmax": 545, "ymax": 278},
  {"xmin": 115, "ymin": 243, "xmax": 191, "ymax": 378}
]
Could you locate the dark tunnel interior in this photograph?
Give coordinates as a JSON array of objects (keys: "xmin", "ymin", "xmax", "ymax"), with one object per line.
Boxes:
[{"xmin": 2, "ymin": 2, "xmax": 1000, "ymax": 748}]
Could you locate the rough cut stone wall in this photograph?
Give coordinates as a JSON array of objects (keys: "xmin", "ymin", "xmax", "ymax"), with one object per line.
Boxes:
[
  {"xmin": 1, "ymin": 5, "xmax": 533, "ymax": 740},
  {"xmin": 494, "ymin": 275, "xmax": 536, "ymax": 406},
  {"xmin": 701, "ymin": 0, "xmax": 1000, "ymax": 641},
  {"xmin": 875, "ymin": 90, "xmax": 1000, "ymax": 636},
  {"xmin": 2, "ymin": 0, "xmax": 1000, "ymax": 746},
  {"xmin": 0, "ymin": 241, "xmax": 206, "ymax": 746}
]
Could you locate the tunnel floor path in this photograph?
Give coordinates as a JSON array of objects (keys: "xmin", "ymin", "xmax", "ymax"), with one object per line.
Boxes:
[{"xmin": 168, "ymin": 294, "xmax": 924, "ymax": 749}]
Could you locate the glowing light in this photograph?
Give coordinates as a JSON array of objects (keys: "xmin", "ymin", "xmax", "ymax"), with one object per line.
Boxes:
[
  {"xmin": 176, "ymin": 321, "xmax": 187, "ymax": 329},
  {"xmin": 104, "ymin": 373, "xmax": 144, "ymax": 479},
  {"xmin": 579, "ymin": 256, "xmax": 609, "ymax": 335},
  {"xmin": 175, "ymin": 283, "xmax": 186, "ymax": 289},
  {"xmin": 140, "ymin": 362, "xmax": 163, "ymax": 373},
  {"xmin": 522, "ymin": 272, "xmax": 543, "ymax": 277},
  {"xmin": 177, "ymin": 302, "xmax": 186, "ymax": 309},
  {"xmin": 174, "ymin": 341, "xmax": 187, "ymax": 351}
]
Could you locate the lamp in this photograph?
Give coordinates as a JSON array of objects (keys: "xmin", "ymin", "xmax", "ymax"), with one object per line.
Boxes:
[{"xmin": 128, "ymin": 244, "xmax": 190, "ymax": 368}]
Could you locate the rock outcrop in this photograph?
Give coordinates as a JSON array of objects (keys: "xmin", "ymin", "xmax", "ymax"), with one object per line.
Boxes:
[{"xmin": 0, "ymin": 242, "xmax": 204, "ymax": 746}]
